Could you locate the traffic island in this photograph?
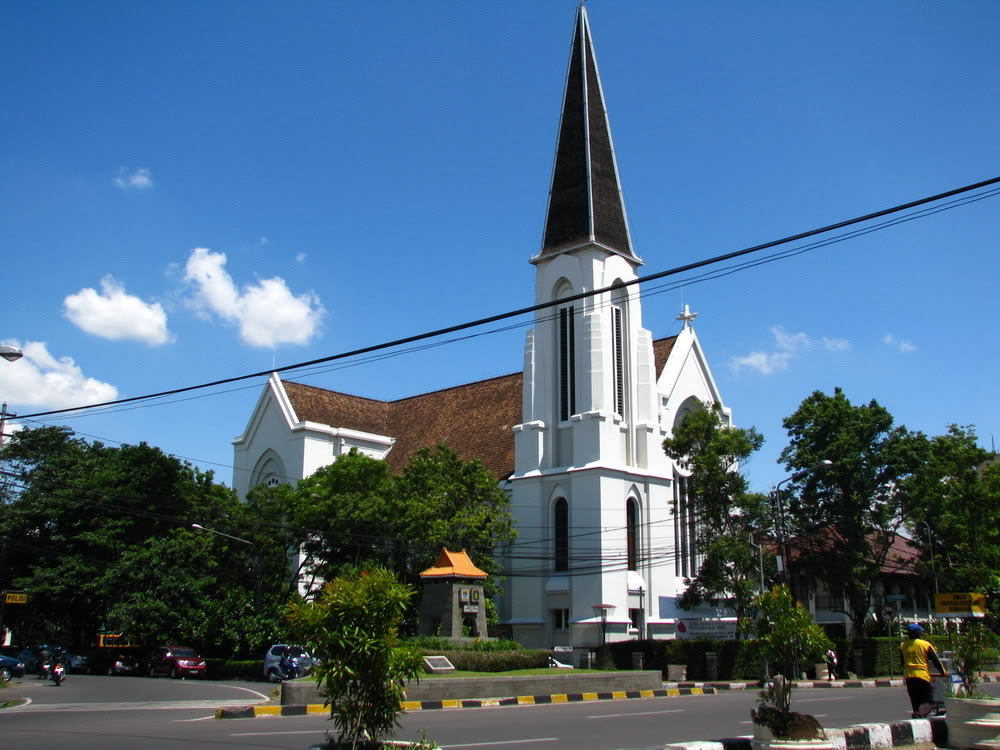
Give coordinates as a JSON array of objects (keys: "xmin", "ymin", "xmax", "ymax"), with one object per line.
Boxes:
[
  {"xmin": 214, "ymin": 685, "xmax": 717, "ymax": 719},
  {"xmin": 663, "ymin": 716, "xmax": 946, "ymax": 750}
]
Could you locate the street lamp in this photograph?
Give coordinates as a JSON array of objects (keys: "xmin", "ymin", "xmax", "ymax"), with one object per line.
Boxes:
[
  {"xmin": 771, "ymin": 460, "xmax": 833, "ymax": 597},
  {"xmin": 0, "ymin": 346, "xmax": 23, "ymax": 363},
  {"xmin": 919, "ymin": 519, "xmax": 938, "ymax": 616},
  {"xmin": 190, "ymin": 523, "xmax": 251, "ymax": 544},
  {"xmin": 592, "ymin": 603, "xmax": 615, "ymax": 649}
]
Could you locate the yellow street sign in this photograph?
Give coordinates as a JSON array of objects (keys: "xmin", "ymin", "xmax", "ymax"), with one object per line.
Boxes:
[
  {"xmin": 934, "ymin": 592, "xmax": 986, "ymax": 617},
  {"xmin": 3, "ymin": 592, "xmax": 28, "ymax": 605}
]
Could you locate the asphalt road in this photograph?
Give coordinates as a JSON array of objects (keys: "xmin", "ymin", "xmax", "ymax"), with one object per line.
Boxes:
[{"xmin": 2, "ymin": 677, "xmax": 998, "ymax": 750}]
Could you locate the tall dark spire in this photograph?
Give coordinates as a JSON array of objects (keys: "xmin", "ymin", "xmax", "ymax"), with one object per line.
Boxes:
[{"xmin": 536, "ymin": 5, "xmax": 637, "ymax": 263}]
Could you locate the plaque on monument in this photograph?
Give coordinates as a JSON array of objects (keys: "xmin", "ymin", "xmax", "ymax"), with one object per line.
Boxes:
[{"xmin": 423, "ymin": 655, "xmax": 456, "ymax": 674}]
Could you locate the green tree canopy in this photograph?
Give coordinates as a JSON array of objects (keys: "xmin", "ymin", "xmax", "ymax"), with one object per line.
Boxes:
[
  {"xmin": 906, "ymin": 425, "xmax": 1000, "ymax": 618},
  {"xmin": 0, "ymin": 426, "xmax": 294, "ymax": 653},
  {"xmin": 778, "ymin": 387, "xmax": 928, "ymax": 633},
  {"xmin": 293, "ymin": 445, "xmax": 515, "ymax": 596},
  {"xmin": 662, "ymin": 402, "xmax": 771, "ymax": 628}
]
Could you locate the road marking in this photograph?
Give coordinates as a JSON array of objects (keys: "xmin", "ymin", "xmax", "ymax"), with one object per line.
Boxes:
[
  {"xmin": 175, "ymin": 715, "xmax": 217, "ymax": 722},
  {"xmin": 230, "ymin": 730, "xmax": 325, "ymax": 736},
  {"xmin": 440, "ymin": 740, "xmax": 559, "ymax": 748},
  {"xmin": 6, "ymin": 699, "xmax": 265, "ymax": 712},
  {"xmin": 588, "ymin": 708, "xmax": 686, "ymax": 719},
  {"xmin": 797, "ymin": 696, "xmax": 856, "ymax": 703},
  {"xmin": 220, "ymin": 684, "xmax": 271, "ymax": 701}
]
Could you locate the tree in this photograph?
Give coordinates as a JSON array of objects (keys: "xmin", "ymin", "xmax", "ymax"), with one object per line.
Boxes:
[
  {"xmin": 662, "ymin": 403, "xmax": 771, "ymax": 628},
  {"xmin": 288, "ymin": 567, "xmax": 424, "ymax": 749},
  {"xmin": 0, "ymin": 426, "xmax": 293, "ymax": 653},
  {"xmin": 293, "ymin": 446, "xmax": 516, "ymax": 596},
  {"xmin": 749, "ymin": 585, "xmax": 833, "ymax": 738},
  {"xmin": 778, "ymin": 388, "xmax": 928, "ymax": 633},
  {"xmin": 907, "ymin": 425, "xmax": 1000, "ymax": 619}
]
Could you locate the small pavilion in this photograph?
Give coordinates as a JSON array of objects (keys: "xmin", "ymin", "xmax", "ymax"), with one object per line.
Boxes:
[{"xmin": 418, "ymin": 549, "xmax": 489, "ymax": 640}]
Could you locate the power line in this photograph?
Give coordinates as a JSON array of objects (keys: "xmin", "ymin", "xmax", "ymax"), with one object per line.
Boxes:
[{"xmin": 14, "ymin": 174, "xmax": 1000, "ymax": 422}]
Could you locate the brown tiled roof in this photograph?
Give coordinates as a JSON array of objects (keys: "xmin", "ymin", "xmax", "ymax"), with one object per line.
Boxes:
[
  {"xmin": 282, "ymin": 335, "xmax": 677, "ymax": 481},
  {"xmin": 282, "ymin": 373, "xmax": 522, "ymax": 480},
  {"xmin": 653, "ymin": 336, "xmax": 677, "ymax": 376}
]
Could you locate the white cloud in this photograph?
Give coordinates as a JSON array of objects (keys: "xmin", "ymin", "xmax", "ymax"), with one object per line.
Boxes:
[
  {"xmin": 731, "ymin": 326, "xmax": 849, "ymax": 376},
  {"xmin": 822, "ymin": 337, "xmax": 850, "ymax": 352},
  {"xmin": 184, "ymin": 248, "xmax": 325, "ymax": 348},
  {"xmin": 0, "ymin": 340, "xmax": 118, "ymax": 411},
  {"xmin": 771, "ymin": 326, "xmax": 811, "ymax": 352},
  {"xmin": 883, "ymin": 334, "xmax": 916, "ymax": 353},
  {"xmin": 64, "ymin": 276, "xmax": 171, "ymax": 345},
  {"xmin": 295, "ymin": 252, "xmax": 307, "ymax": 264},
  {"xmin": 730, "ymin": 351, "xmax": 794, "ymax": 376},
  {"xmin": 113, "ymin": 167, "xmax": 154, "ymax": 191}
]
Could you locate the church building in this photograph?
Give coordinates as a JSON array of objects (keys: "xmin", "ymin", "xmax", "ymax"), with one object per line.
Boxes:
[{"xmin": 233, "ymin": 5, "xmax": 735, "ymax": 652}]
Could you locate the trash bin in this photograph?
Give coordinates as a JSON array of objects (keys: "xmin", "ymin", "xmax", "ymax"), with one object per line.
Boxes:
[
  {"xmin": 705, "ymin": 651, "xmax": 718, "ymax": 681},
  {"xmin": 852, "ymin": 648, "xmax": 864, "ymax": 677},
  {"xmin": 632, "ymin": 652, "xmax": 644, "ymax": 670}
]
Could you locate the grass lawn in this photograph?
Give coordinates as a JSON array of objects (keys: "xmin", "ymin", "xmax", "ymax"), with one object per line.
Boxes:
[{"xmin": 423, "ymin": 668, "xmax": 605, "ymax": 678}]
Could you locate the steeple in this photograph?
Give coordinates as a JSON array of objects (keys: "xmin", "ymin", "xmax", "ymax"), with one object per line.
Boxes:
[{"xmin": 536, "ymin": 4, "xmax": 638, "ymax": 264}]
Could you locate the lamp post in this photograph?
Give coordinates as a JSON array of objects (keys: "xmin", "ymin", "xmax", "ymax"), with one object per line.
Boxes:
[
  {"xmin": 592, "ymin": 603, "xmax": 615, "ymax": 649},
  {"xmin": 771, "ymin": 459, "xmax": 833, "ymax": 601},
  {"xmin": 919, "ymin": 519, "xmax": 938, "ymax": 616},
  {"xmin": 0, "ymin": 346, "xmax": 23, "ymax": 449},
  {"xmin": 0, "ymin": 346, "xmax": 23, "ymax": 363}
]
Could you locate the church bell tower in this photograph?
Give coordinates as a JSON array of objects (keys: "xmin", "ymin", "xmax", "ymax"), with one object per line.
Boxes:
[{"xmin": 508, "ymin": 5, "xmax": 667, "ymax": 652}]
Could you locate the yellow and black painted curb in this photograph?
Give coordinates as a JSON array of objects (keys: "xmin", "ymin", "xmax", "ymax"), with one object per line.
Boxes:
[{"xmin": 215, "ymin": 687, "xmax": 715, "ymax": 719}]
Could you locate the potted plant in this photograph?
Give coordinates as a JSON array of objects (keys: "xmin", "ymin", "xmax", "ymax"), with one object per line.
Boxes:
[
  {"xmin": 944, "ymin": 619, "xmax": 1000, "ymax": 750},
  {"xmin": 748, "ymin": 586, "xmax": 834, "ymax": 749}
]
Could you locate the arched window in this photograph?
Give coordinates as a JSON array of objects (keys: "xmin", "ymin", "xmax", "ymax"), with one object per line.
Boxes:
[
  {"xmin": 626, "ymin": 498, "xmax": 639, "ymax": 570},
  {"xmin": 611, "ymin": 284, "xmax": 628, "ymax": 418},
  {"xmin": 555, "ymin": 281, "xmax": 576, "ymax": 422},
  {"xmin": 554, "ymin": 498, "xmax": 569, "ymax": 571}
]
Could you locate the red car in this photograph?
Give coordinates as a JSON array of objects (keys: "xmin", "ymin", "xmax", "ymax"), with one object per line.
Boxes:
[{"xmin": 146, "ymin": 645, "xmax": 207, "ymax": 679}]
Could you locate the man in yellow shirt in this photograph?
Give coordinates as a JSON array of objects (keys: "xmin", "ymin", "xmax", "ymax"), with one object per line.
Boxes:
[{"xmin": 900, "ymin": 623, "xmax": 945, "ymax": 718}]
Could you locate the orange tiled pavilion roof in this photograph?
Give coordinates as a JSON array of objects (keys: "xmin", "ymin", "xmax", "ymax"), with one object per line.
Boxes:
[{"xmin": 419, "ymin": 548, "xmax": 488, "ymax": 580}]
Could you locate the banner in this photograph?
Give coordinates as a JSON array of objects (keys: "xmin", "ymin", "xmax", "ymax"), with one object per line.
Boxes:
[
  {"xmin": 934, "ymin": 592, "xmax": 986, "ymax": 618},
  {"xmin": 675, "ymin": 618, "xmax": 738, "ymax": 640}
]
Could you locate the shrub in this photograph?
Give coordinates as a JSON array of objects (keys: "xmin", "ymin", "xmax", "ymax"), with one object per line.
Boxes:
[
  {"xmin": 204, "ymin": 658, "xmax": 263, "ymax": 681},
  {"xmin": 417, "ymin": 649, "xmax": 551, "ymax": 672},
  {"xmin": 288, "ymin": 567, "xmax": 424, "ymax": 749}
]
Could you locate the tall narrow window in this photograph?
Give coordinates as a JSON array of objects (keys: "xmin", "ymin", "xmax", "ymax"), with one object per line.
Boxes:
[
  {"xmin": 559, "ymin": 307, "xmax": 576, "ymax": 421},
  {"xmin": 554, "ymin": 498, "xmax": 569, "ymax": 571},
  {"xmin": 612, "ymin": 306, "xmax": 624, "ymax": 416},
  {"xmin": 626, "ymin": 498, "xmax": 639, "ymax": 570}
]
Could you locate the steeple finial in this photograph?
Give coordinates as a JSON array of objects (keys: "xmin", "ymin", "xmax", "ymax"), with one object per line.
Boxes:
[
  {"xmin": 535, "ymin": 4, "xmax": 638, "ymax": 264},
  {"xmin": 676, "ymin": 304, "xmax": 699, "ymax": 330}
]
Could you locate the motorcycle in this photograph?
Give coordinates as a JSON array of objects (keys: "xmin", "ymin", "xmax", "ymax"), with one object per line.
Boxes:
[
  {"xmin": 51, "ymin": 662, "xmax": 66, "ymax": 686},
  {"xmin": 37, "ymin": 660, "xmax": 51, "ymax": 680},
  {"xmin": 277, "ymin": 656, "xmax": 300, "ymax": 682}
]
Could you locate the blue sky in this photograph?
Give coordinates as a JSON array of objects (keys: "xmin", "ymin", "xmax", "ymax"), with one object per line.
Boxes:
[{"xmin": 2, "ymin": 0, "xmax": 998, "ymax": 494}]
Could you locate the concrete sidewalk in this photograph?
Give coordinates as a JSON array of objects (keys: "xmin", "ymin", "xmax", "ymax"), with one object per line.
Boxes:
[{"xmin": 666, "ymin": 674, "xmax": 1000, "ymax": 692}]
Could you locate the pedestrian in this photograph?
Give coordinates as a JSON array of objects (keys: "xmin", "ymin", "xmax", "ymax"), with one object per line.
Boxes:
[
  {"xmin": 825, "ymin": 648, "xmax": 838, "ymax": 681},
  {"xmin": 900, "ymin": 623, "xmax": 945, "ymax": 718}
]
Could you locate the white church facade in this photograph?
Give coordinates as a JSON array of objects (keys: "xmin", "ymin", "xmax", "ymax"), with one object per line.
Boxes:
[{"xmin": 233, "ymin": 6, "xmax": 736, "ymax": 651}]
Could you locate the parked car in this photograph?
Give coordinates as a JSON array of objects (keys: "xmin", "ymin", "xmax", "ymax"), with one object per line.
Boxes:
[
  {"xmin": 67, "ymin": 651, "xmax": 92, "ymax": 674},
  {"xmin": 146, "ymin": 645, "xmax": 207, "ymax": 679},
  {"xmin": 80, "ymin": 648, "xmax": 141, "ymax": 676},
  {"xmin": 263, "ymin": 644, "xmax": 317, "ymax": 682},
  {"xmin": 0, "ymin": 653, "xmax": 27, "ymax": 681}
]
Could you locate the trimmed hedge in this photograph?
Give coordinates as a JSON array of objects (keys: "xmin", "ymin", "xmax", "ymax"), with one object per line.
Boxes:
[
  {"xmin": 204, "ymin": 658, "xmax": 265, "ymax": 681},
  {"xmin": 609, "ymin": 636, "xmax": 941, "ymax": 680},
  {"xmin": 416, "ymin": 649, "xmax": 551, "ymax": 672}
]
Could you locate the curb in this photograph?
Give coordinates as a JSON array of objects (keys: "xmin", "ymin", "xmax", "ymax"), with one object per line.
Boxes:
[
  {"xmin": 214, "ymin": 687, "xmax": 717, "ymax": 719},
  {"xmin": 666, "ymin": 674, "xmax": 1000, "ymax": 691},
  {"xmin": 663, "ymin": 716, "xmax": 947, "ymax": 750},
  {"xmin": 666, "ymin": 680, "xmax": 904, "ymax": 691}
]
